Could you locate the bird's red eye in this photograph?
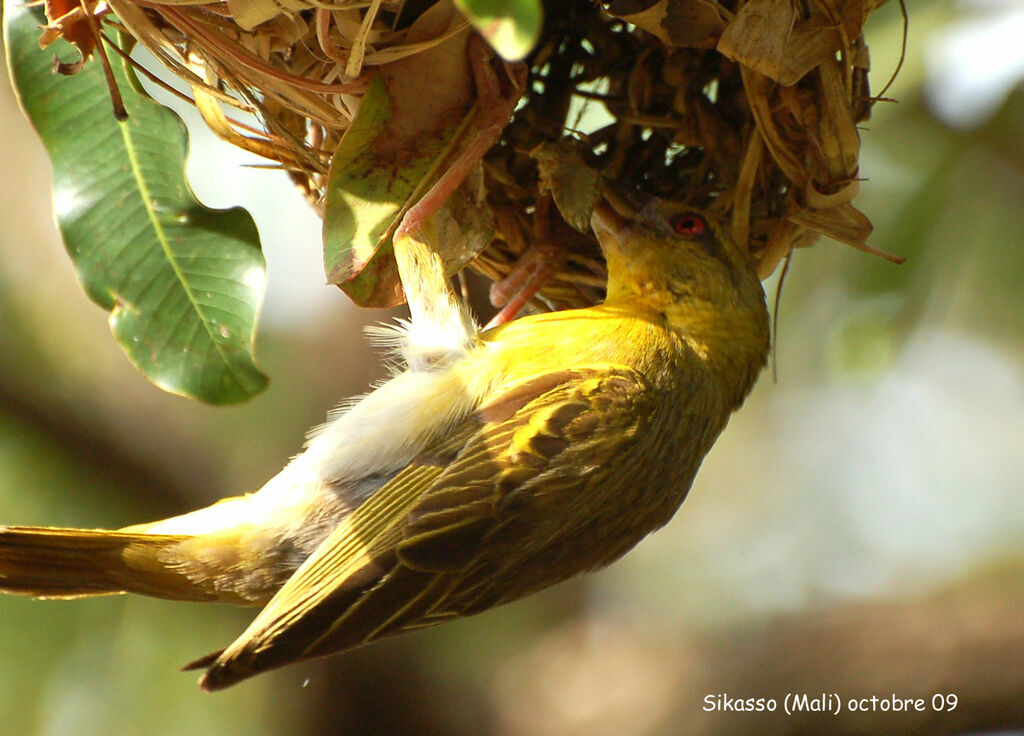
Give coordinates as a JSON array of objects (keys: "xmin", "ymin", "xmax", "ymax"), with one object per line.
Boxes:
[{"xmin": 671, "ymin": 213, "xmax": 707, "ymax": 237}]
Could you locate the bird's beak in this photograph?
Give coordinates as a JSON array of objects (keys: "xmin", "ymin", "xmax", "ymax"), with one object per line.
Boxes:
[{"xmin": 591, "ymin": 195, "xmax": 633, "ymax": 251}]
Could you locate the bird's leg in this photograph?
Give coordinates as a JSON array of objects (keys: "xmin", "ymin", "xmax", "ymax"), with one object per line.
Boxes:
[
  {"xmin": 391, "ymin": 36, "xmax": 526, "ymax": 364},
  {"xmin": 394, "ymin": 35, "xmax": 527, "ymax": 244},
  {"xmin": 484, "ymin": 194, "xmax": 568, "ymax": 330}
]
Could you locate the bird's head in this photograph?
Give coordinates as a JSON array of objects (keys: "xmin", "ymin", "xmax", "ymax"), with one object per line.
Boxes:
[{"xmin": 591, "ymin": 195, "xmax": 770, "ymax": 381}]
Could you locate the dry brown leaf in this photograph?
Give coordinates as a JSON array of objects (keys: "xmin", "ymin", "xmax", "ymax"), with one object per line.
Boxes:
[
  {"xmin": 42, "ymin": 0, "xmax": 96, "ymax": 73},
  {"xmin": 789, "ymin": 201, "xmax": 870, "ymax": 247},
  {"xmin": 755, "ymin": 217, "xmax": 802, "ymax": 279},
  {"xmin": 730, "ymin": 130, "xmax": 764, "ymax": 253},
  {"xmin": 717, "ymin": 0, "xmax": 796, "ymax": 81},
  {"xmin": 815, "ymin": 57, "xmax": 860, "ymax": 183},
  {"xmin": 805, "ymin": 178, "xmax": 859, "ymax": 209},
  {"xmin": 719, "ymin": 0, "xmax": 848, "ymax": 85},
  {"xmin": 741, "ymin": 65, "xmax": 807, "ymax": 186},
  {"xmin": 604, "ymin": 0, "xmax": 726, "ymax": 48},
  {"xmin": 774, "ymin": 14, "xmax": 842, "ymax": 85},
  {"xmin": 226, "ymin": 0, "xmax": 318, "ymax": 32}
]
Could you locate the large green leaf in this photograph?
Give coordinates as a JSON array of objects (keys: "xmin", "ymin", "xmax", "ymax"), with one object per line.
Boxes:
[{"xmin": 4, "ymin": 1, "xmax": 267, "ymax": 404}]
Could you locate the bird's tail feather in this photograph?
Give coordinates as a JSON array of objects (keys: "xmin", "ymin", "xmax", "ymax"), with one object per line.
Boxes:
[{"xmin": 0, "ymin": 525, "xmax": 221, "ymax": 602}]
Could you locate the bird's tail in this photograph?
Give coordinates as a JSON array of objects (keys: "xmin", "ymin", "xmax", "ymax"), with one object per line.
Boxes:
[{"xmin": 0, "ymin": 525, "xmax": 259, "ymax": 604}]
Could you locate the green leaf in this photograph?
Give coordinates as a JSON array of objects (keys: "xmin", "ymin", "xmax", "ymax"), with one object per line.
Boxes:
[
  {"xmin": 4, "ymin": 1, "xmax": 268, "ymax": 404},
  {"xmin": 323, "ymin": 75, "xmax": 492, "ymax": 308},
  {"xmin": 454, "ymin": 0, "xmax": 542, "ymax": 61}
]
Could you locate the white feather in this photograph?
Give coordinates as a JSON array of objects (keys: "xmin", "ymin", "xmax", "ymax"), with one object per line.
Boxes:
[{"xmin": 298, "ymin": 366, "xmax": 478, "ymax": 483}]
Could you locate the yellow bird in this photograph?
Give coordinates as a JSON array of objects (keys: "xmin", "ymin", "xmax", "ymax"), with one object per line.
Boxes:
[{"xmin": 0, "ymin": 197, "xmax": 770, "ymax": 690}]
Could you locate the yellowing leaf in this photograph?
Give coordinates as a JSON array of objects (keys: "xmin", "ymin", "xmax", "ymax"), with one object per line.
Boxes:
[
  {"xmin": 532, "ymin": 141, "xmax": 602, "ymax": 233},
  {"xmin": 323, "ymin": 73, "xmax": 493, "ymax": 307}
]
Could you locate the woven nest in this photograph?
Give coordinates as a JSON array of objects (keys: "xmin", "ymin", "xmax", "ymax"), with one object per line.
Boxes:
[{"xmin": 44, "ymin": 0, "xmax": 900, "ymax": 312}]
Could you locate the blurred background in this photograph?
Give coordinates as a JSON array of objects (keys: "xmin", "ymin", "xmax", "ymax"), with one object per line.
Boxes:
[{"xmin": 2, "ymin": 0, "xmax": 1023, "ymax": 734}]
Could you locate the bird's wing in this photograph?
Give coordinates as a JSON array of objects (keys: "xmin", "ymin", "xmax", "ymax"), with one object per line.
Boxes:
[{"xmin": 196, "ymin": 365, "xmax": 654, "ymax": 690}]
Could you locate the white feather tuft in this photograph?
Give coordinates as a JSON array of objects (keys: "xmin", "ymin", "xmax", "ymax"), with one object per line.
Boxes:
[
  {"xmin": 401, "ymin": 301, "xmax": 479, "ymax": 371},
  {"xmin": 364, "ymin": 302, "xmax": 479, "ymax": 375},
  {"xmin": 364, "ymin": 321, "xmax": 415, "ymax": 376}
]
